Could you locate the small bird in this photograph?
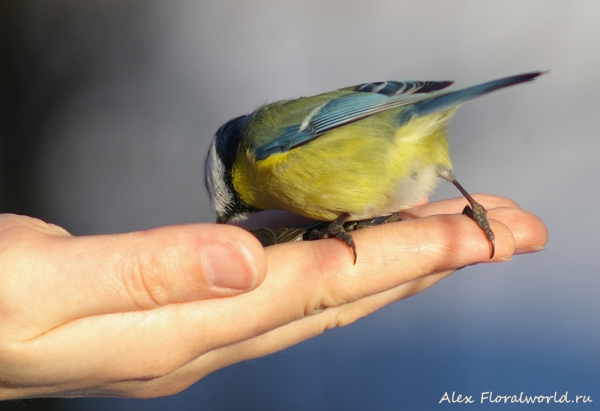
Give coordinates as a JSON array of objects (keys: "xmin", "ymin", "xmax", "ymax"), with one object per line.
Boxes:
[{"xmin": 205, "ymin": 71, "xmax": 545, "ymax": 262}]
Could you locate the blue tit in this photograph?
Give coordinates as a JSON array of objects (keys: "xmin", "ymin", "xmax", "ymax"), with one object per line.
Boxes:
[{"xmin": 205, "ymin": 71, "xmax": 545, "ymax": 261}]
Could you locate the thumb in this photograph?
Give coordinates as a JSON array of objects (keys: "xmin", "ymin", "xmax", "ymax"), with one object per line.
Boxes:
[{"xmin": 0, "ymin": 216, "xmax": 266, "ymax": 339}]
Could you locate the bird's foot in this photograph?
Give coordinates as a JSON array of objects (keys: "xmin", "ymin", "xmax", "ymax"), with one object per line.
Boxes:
[
  {"xmin": 440, "ymin": 169, "xmax": 496, "ymax": 259},
  {"xmin": 348, "ymin": 212, "xmax": 402, "ymax": 230},
  {"xmin": 308, "ymin": 213, "xmax": 357, "ymax": 263},
  {"xmin": 250, "ymin": 212, "xmax": 402, "ymax": 264},
  {"xmin": 461, "ymin": 202, "xmax": 495, "ymax": 258}
]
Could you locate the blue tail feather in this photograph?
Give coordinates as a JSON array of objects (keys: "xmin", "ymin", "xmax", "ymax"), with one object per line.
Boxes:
[{"xmin": 401, "ymin": 71, "xmax": 545, "ymax": 124}]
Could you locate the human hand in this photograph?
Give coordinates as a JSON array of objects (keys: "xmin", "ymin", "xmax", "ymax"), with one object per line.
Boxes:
[
  {"xmin": 0, "ymin": 213, "xmax": 266, "ymax": 399},
  {"xmin": 0, "ymin": 195, "xmax": 547, "ymax": 399}
]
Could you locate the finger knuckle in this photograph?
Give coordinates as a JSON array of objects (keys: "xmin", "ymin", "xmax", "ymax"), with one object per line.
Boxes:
[{"xmin": 120, "ymin": 250, "xmax": 170, "ymax": 309}]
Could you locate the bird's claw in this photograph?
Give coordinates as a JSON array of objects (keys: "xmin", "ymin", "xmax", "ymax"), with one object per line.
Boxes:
[
  {"xmin": 250, "ymin": 211, "xmax": 403, "ymax": 264},
  {"xmin": 462, "ymin": 203, "xmax": 495, "ymax": 258}
]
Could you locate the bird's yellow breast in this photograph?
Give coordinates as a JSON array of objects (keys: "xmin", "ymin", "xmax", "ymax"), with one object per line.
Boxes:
[{"xmin": 232, "ymin": 110, "xmax": 454, "ymax": 221}]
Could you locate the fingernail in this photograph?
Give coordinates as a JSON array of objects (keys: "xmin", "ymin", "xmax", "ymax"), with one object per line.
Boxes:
[
  {"xmin": 205, "ymin": 242, "xmax": 256, "ymax": 290},
  {"xmin": 514, "ymin": 246, "xmax": 546, "ymax": 255}
]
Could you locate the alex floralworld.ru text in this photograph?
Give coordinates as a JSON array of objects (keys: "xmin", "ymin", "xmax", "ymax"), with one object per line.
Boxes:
[{"xmin": 439, "ymin": 391, "xmax": 592, "ymax": 404}]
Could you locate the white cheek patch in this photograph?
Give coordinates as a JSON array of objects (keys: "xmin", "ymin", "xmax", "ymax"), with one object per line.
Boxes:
[
  {"xmin": 225, "ymin": 212, "xmax": 249, "ymax": 223},
  {"xmin": 205, "ymin": 140, "xmax": 233, "ymax": 218}
]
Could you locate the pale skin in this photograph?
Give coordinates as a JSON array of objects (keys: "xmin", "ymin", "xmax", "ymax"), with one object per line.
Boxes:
[{"xmin": 0, "ymin": 194, "xmax": 547, "ymax": 399}]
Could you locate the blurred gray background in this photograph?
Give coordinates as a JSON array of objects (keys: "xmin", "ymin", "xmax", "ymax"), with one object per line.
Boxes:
[{"xmin": 1, "ymin": 1, "xmax": 599, "ymax": 410}]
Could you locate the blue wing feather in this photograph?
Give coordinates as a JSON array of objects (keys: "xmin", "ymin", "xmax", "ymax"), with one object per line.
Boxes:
[
  {"xmin": 253, "ymin": 72, "xmax": 544, "ymax": 161},
  {"xmin": 354, "ymin": 80, "xmax": 453, "ymax": 96},
  {"xmin": 253, "ymin": 92, "xmax": 427, "ymax": 160},
  {"xmin": 254, "ymin": 125, "xmax": 314, "ymax": 158}
]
